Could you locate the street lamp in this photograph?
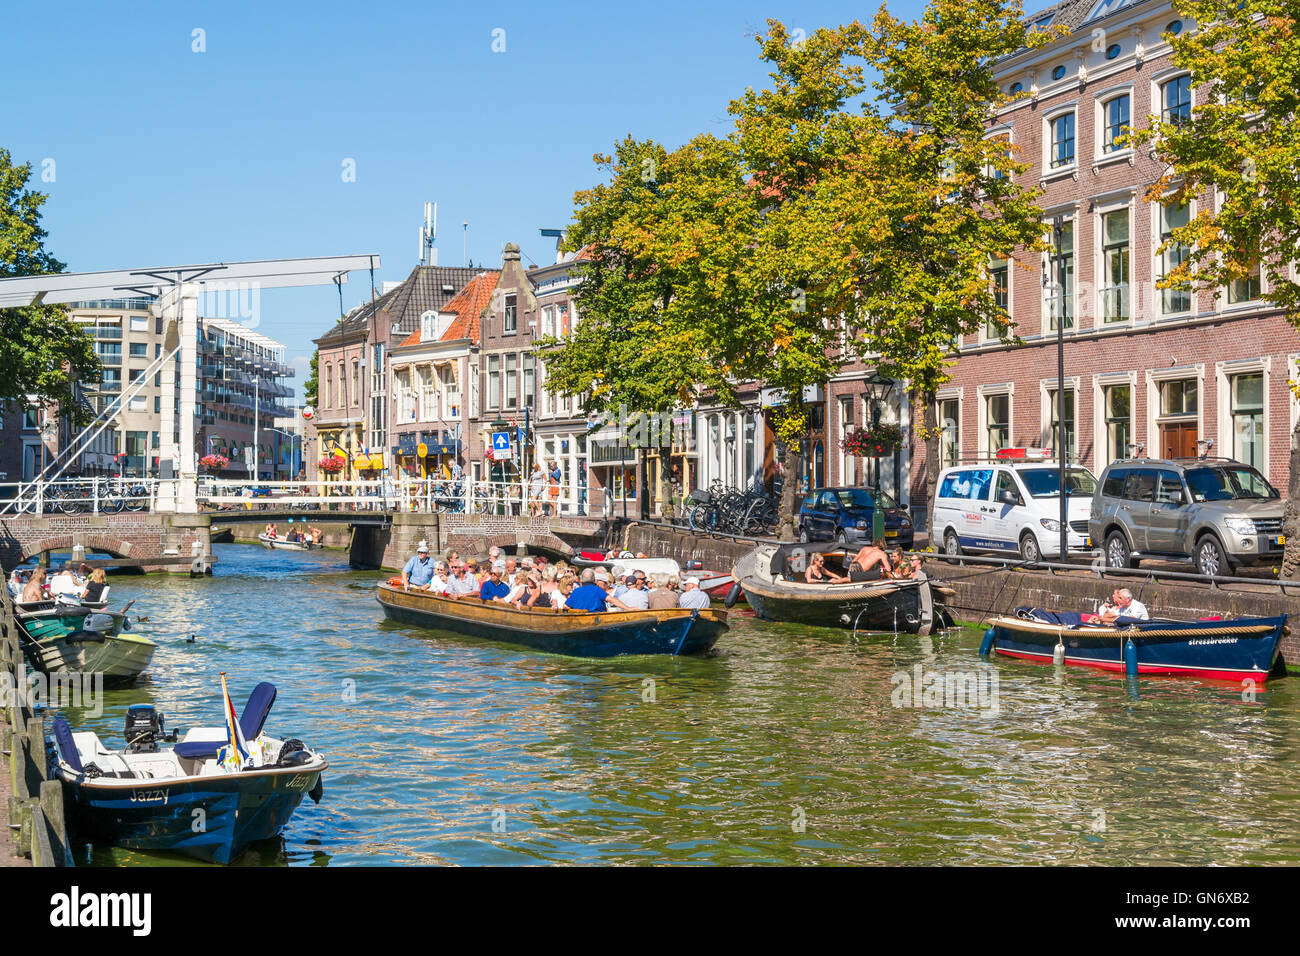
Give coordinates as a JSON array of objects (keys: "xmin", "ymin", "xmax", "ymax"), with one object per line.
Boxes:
[
  {"xmin": 1049, "ymin": 214, "xmax": 1069, "ymax": 563},
  {"xmin": 862, "ymin": 371, "xmax": 893, "ymax": 493}
]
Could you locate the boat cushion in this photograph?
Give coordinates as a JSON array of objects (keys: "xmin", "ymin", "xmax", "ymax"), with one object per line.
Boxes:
[
  {"xmin": 51, "ymin": 717, "xmax": 83, "ymax": 773},
  {"xmin": 174, "ymin": 681, "xmax": 276, "ymax": 760}
]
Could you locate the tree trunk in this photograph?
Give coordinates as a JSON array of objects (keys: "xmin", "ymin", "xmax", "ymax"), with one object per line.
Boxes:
[
  {"xmin": 920, "ymin": 389, "xmax": 939, "ymax": 550},
  {"xmin": 776, "ymin": 439, "xmax": 802, "ymax": 542},
  {"xmin": 1281, "ymin": 418, "xmax": 1300, "ymax": 579}
]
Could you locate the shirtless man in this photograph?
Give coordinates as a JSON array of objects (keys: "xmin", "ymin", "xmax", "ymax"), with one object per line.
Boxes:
[{"xmin": 849, "ymin": 538, "xmax": 891, "ymax": 581}]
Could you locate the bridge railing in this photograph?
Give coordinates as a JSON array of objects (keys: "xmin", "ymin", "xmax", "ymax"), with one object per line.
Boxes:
[{"xmin": 0, "ymin": 478, "xmax": 163, "ymax": 517}]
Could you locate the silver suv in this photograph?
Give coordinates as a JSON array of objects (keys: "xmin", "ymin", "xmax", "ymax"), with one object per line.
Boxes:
[{"xmin": 1089, "ymin": 457, "xmax": 1285, "ymax": 577}]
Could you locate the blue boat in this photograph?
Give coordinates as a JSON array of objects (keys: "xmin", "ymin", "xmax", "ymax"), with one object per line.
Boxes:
[
  {"xmin": 376, "ymin": 582, "xmax": 728, "ymax": 656},
  {"xmin": 985, "ymin": 608, "xmax": 1288, "ymax": 683},
  {"xmin": 49, "ymin": 682, "xmax": 326, "ymax": 864}
]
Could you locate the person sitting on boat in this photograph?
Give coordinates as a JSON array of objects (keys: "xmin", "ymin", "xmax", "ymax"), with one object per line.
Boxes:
[
  {"xmin": 309, "ymin": 526, "xmax": 322, "ymax": 545},
  {"xmin": 806, "ymin": 552, "xmax": 849, "ymax": 585},
  {"xmin": 848, "ymin": 539, "xmax": 891, "ymax": 582},
  {"xmin": 552, "ymin": 574, "xmax": 578, "ymax": 611},
  {"xmin": 7, "ymin": 568, "xmax": 24, "ymax": 598},
  {"xmin": 530, "ymin": 566, "xmax": 559, "ymax": 607},
  {"xmin": 678, "ymin": 577, "xmax": 711, "ymax": 609},
  {"xmin": 423, "ymin": 562, "xmax": 449, "ymax": 594},
  {"xmin": 608, "ymin": 574, "xmax": 649, "ymax": 612},
  {"xmin": 49, "ymin": 567, "xmax": 81, "ymax": 600},
  {"xmin": 401, "ymin": 542, "xmax": 438, "ymax": 589},
  {"xmin": 445, "ymin": 563, "xmax": 477, "ymax": 598},
  {"xmin": 887, "ymin": 548, "xmax": 908, "ymax": 578},
  {"xmin": 565, "ymin": 569, "xmax": 608, "ymax": 612},
  {"xmin": 480, "ymin": 567, "xmax": 511, "ymax": 603},
  {"xmin": 897, "ymin": 554, "xmax": 927, "ymax": 581},
  {"xmin": 504, "ymin": 570, "xmax": 530, "ymax": 606},
  {"xmin": 80, "ymin": 567, "xmax": 108, "ymax": 604},
  {"xmin": 1095, "ymin": 588, "xmax": 1149, "ymax": 624},
  {"xmin": 265, "ymin": 523, "xmax": 278, "ymax": 539},
  {"xmin": 523, "ymin": 572, "xmax": 553, "ymax": 610},
  {"xmin": 488, "ymin": 546, "xmax": 502, "ymax": 566},
  {"xmin": 648, "ymin": 573, "xmax": 678, "ymax": 610},
  {"xmin": 20, "ymin": 567, "xmax": 46, "ymax": 603}
]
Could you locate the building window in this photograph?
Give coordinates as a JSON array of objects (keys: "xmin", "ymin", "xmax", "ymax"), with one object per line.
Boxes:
[
  {"xmin": 542, "ymin": 306, "xmax": 554, "ymax": 337},
  {"xmin": 420, "ymin": 368, "xmax": 437, "ymax": 422},
  {"xmin": 986, "ymin": 393, "xmax": 1010, "ymax": 452},
  {"xmin": 351, "ymin": 361, "xmax": 360, "ymax": 406},
  {"xmin": 1105, "ymin": 43, "xmax": 1121, "ymax": 60},
  {"xmin": 1051, "ymin": 64, "xmax": 1067, "ymax": 81},
  {"xmin": 1227, "ymin": 265, "xmax": 1261, "ymax": 305},
  {"xmin": 1046, "ymin": 387, "xmax": 1076, "ymax": 459},
  {"xmin": 504, "ymin": 294, "xmax": 517, "ymax": 334},
  {"xmin": 1231, "ymin": 372, "xmax": 1264, "ymax": 469},
  {"xmin": 1162, "ymin": 75, "xmax": 1192, "ymax": 127},
  {"xmin": 1047, "ymin": 220, "xmax": 1075, "ymax": 330},
  {"xmin": 129, "ymin": 342, "xmax": 148, "ymax": 357},
  {"xmin": 1050, "ymin": 113, "xmax": 1075, "ymax": 168},
  {"xmin": 1162, "ymin": 378, "xmax": 1197, "ymax": 417},
  {"xmin": 1104, "ymin": 383, "xmax": 1131, "ymax": 465},
  {"xmin": 986, "ymin": 258, "xmax": 1008, "ymax": 339},
  {"xmin": 523, "ymin": 353, "xmax": 535, "ymax": 409},
  {"xmin": 1160, "ymin": 202, "xmax": 1192, "ymax": 314},
  {"xmin": 505, "ymin": 353, "xmax": 518, "ymax": 408},
  {"xmin": 1100, "ymin": 208, "xmax": 1130, "ymax": 322},
  {"xmin": 939, "ymin": 398, "xmax": 960, "ymax": 470},
  {"xmin": 486, "ymin": 356, "xmax": 500, "ymax": 410},
  {"xmin": 1102, "ymin": 94, "xmax": 1130, "ymax": 153}
]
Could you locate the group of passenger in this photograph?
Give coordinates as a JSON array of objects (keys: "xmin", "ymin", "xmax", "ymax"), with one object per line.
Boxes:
[
  {"xmin": 399, "ymin": 541, "xmax": 710, "ymax": 613},
  {"xmin": 805, "ymin": 539, "xmax": 926, "ymax": 585},
  {"xmin": 8, "ymin": 562, "xmax": 108, "ymax": 605},
  {"xmin": 264, "ymin": 523, "xmax": 321, "ymax": 545}
]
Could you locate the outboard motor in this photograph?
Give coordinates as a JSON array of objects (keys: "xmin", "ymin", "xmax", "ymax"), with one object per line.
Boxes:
[
  {"xmin": 124, "ymin": 703, "xmax": 167, "ymax": 753},
  {"xmin": 83, "ymin": 613, "xmax": 115, "ymax": 633}
]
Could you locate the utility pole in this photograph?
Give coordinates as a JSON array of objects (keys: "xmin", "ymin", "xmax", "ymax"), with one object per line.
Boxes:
[{"xmin": 1053, "ymin": 215, "xmax": 1068, "ymax": 563}]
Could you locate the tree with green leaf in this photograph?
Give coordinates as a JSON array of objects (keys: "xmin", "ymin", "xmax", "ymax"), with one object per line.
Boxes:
[
  {"xmin": 1130, "ymin": 1, "xmax": 1300, "ymax": 574},
  {"xmin": 304, "ymin": 348, "xmax": 319, "ymax": 408},
  {"xmin": 0, "ymin": 148, "xmax": 100, "ymax": 426}
]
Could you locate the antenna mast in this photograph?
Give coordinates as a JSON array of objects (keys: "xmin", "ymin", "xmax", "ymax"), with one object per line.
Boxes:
[{"xmin": 419, "ymin": 201, "xmax": 438, "ymax": 266}]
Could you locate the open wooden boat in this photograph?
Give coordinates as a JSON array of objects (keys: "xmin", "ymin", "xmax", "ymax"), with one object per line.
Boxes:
[
  {"xmin": 731, "ymin": 543, "xmax": 952, "ymax": 635},
  {"xmin": 376, "ymin": 581, "xmax": 727, "ymax": 656},
  {"xmin": 258, "ymin": 533, "xmax": 318, "ymax": 551},
  {"xmin": 49, "ymin": 682, "xmax": 326, "ymax": 864},
  {"xmin": 16, "ymin": 604, "xmax": 156, "ymax": 684},
  {"xmin": 986, "ymin": 608, "xmax": 1288, "ymax": 683}
]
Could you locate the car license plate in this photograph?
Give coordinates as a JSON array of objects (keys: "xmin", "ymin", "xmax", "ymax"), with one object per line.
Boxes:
[
  {"xmin": 1084, "ymin": 536, "xmax": 1092, "ymax": 548},
  {"xmin": 885, "ymin": 530, "xmax": 898, "ymax": 538},
  {"xmin": 1275, "ymin": 535, "xmax": 1286, "ymax": 547}
]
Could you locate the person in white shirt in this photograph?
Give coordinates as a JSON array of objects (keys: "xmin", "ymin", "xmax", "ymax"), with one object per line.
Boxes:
[
  {"xmin": 1097, "ymin": 587, "xmax": 1149, "ymax": 623},
  {"xmin": 608, "ymin": 575, "xmax": 649, "ymax": 611},
  {"xmin": 49, "ymin": 568, "xmax": 81, "ymax": 600},
  {"xmin": 677, "ymin": 577, "xmax": 711, "ymax": 610},
  {"xmin": 424, "ymin": 562, "xmax": 449, "ymax": 593}
]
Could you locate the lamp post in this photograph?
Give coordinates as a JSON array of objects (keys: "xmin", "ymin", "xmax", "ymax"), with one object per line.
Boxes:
[
  {"xmin": 863, "ymin": 371, "xmax": 893, "ymax": 543},
  {"xmin": 1052, "ymin": 215, "xmax": 1068, "ymax": 563}
]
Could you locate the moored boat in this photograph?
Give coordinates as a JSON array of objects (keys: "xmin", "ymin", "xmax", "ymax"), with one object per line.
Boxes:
[
  {"xmin": 16, "ymin": 604, "xmax": 157, "ymax": 684},
  {"xmin": 985, "ymin": 608, "xmax": 1288, "ymax": 683},
  {"xmin": 258, "ymin": 533, "xmax": 319, "ymax": 550},
  {"xmin": 732, "ymin": 543, "xmax": 951, "ymax": 635},
  {"xmin": 376, "ymin": 581, "xmax": 727, "ymax": 656},
  {"xmin": 571, "ymin": 555, "xmax": 681, "ymax": 577},
  {"xmin": 49, "ymin": 681, "xmax": 327, "ymax": 864}
]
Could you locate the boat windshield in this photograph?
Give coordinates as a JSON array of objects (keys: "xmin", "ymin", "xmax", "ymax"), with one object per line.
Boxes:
[
  {"xmin": 1184, "ymin": 465, "xmax": 1278, "ymax": 502},
  {"xmin": 835, "ymin": 488, "xmax": 899, "ymax": 510},
  {"xmin": 1018, "ymin": 467, "xmax": 1098, "ymax": 497}
]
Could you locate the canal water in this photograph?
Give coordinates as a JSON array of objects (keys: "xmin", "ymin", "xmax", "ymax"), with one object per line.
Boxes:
[{"xmin": 69, "ymin": 542, "xmax": 1300, "ymax": 865}]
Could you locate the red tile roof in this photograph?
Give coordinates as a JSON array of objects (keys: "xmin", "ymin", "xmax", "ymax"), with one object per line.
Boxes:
[{"xmin": 394, "ymin": 270, "xmax": 500, "ymax": 348}]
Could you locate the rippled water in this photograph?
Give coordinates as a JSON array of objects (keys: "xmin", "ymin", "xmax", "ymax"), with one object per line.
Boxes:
[{"xmin": 67, "ymin": 543, "xmax": 1300, "ymax": 866}]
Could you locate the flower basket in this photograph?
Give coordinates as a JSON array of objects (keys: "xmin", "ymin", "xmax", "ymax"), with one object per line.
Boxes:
[
  {"xmin": 318, "ymin": 454, "xmax": 346, "ymax": 474},
  {"xmin": 199, "ymin": 454, "xmax": 229, "ymax": 471},
  {"xmin": 841, "ymin": 424, "xmax": 903, "ymax": 457}
]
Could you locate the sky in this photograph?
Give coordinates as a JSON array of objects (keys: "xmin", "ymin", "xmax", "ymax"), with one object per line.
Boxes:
[{"xmin": 6, "ymin": 0, "xmax": 940, "ymax": 399}]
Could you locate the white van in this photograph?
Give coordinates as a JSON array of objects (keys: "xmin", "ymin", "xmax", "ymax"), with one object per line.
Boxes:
[{"xmin": 931, "ymin": 460, "xmax": 1098, "ymax": 562}]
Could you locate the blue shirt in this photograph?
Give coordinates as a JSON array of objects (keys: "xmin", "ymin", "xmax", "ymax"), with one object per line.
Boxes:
[
  {"xmin": 566, "ymin": 583, "xmax": 607, "ymax": 612},
  {"xmin": 678, "ymin": 589, "xmax": 710, "ymax": 609},
  {"xmin": 480, "ymin": 579, "xmax": 510, "ymax": 602},
  {"xmin": 403, "ymin": 555, "xmax": 436, "ymax": 587}
]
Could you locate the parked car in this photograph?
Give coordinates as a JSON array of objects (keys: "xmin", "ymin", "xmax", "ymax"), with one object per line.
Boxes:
[
  {"xmin": 798, "ymin": 487, "xmax": 914, "ymax": 548},
  {"xmin": 931, "ymin": 461, "xmax": 1098, "ymax": 561},
  {"xmin": 1088, "ymin": 456, "xmax": 1284, "ymax": 577}
]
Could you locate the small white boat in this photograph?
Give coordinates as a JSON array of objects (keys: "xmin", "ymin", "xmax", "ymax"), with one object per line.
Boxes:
[
  {"xmin": 572, "ymin": 555, "xmax": 681, "ymax": 577},
  {"xmin": 258, "ymin": 533, "xmax": 319, "ymax": 551}
]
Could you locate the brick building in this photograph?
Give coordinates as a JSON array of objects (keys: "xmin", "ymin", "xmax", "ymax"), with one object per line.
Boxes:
[{"xmin": 932, "ymin": 0, "xmax": 1296, "ymax": 512}]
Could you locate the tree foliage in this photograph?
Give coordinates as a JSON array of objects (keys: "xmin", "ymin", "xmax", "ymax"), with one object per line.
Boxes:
[
  {"xmin": 0, "ymin": 147, "xmax": 100, "ymax": 422},
  {"xmin": 304, "ymin": 348, "xmax": 320, "ymax": 408}
]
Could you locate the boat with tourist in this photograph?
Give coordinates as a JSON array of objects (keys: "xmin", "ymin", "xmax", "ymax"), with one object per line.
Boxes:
[
  {"xmin": 15, "ymin": 599, "xmax": 156, "ymax": 683},
  {"xmin": 258, "ymin": 532, "xmax": 319, "ymax": 551},
  {"xmin": 731, "ymin": 543, "xmax": 952, "ymax": 635},
  {"xmin": 49, "ymin": 679, "xmax": 327, "ymax": 864},
  {"xmin": 984, "ymin": 607, "xmax": 1288, "ymax": 683},
  {"xmin": 376, "ymin": 580, "xmax": 728, "ymax": 656}
]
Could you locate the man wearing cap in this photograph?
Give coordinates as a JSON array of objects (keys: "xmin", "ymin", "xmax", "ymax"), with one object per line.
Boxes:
[
  {"xmin": 401, "ymin": 541, "xmax": 437, "ymax": 589},
  {"xmin": 479, "ymin": 566, "xmax": 511, "ymax": 602},
  {"xmin": 608, "ymin": 574, "xmax": 649, "ymax": 611},
  {"xmin": 677, "ymin": 576, "xmax": 710, "ymax": 609}
]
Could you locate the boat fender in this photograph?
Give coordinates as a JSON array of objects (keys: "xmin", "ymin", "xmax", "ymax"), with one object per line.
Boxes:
[
  {"xmin": 276, "ymin": 738, "xmax": 307, "ymax": 766},
  {"xmin": 979, "ymin": 627, "xmax": 996, "ymax": 657},
  {"xmin": 1124, "ymin": 637, "xmax": 1138, "ymax": 677},
  {"xmin": 309, "ymin": 776, "xmax": 324, "ymax": 804},
  {"xmin": 1052, "ymin": 641, "xmax": 1065, "ymax": 666},
  {"xmin": 724, "ymin": 583, "xmax": 743, "ymax": 608}
]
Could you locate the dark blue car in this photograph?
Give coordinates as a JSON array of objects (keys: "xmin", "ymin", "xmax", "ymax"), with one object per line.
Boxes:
[{"xmin": 797, "ymin": 487, "xmax": 914, "ymax": 548}]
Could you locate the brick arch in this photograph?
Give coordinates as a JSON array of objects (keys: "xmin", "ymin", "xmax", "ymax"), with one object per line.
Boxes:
[{"xmin": 15, "ymin": 533, "xmax": 137, "ymax": 563}]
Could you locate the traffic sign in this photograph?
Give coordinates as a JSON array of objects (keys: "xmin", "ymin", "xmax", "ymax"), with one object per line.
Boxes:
[{"xmin": 491, "ymin": 431, "xmax": 513, "ymax": 460}]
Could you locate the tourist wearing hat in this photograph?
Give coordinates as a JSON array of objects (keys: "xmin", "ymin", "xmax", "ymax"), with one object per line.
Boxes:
[
  {"xmin": 608, "ymin": 574, "xmax": 649, "ymax": 611},
  {"xmin": 677, "ymin": 576, "xmax": 710, "ymax": 609},
  {"xmin": 401, "ymin": 541, "xmax": 437, "ymax": 589}
]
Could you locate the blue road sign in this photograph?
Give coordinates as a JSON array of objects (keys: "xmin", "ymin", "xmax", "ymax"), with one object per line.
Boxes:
[{"xmin": 491, "ymin": 431, "xmax": 513, "ymax": 460}]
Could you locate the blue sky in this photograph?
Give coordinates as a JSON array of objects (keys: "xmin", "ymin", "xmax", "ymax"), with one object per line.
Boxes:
[{"xmin": 7, "ymin": 0, "xmax": 936, "ymax": 397}]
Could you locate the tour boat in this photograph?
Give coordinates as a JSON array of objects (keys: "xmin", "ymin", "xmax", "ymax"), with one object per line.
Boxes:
[
  {"xmin": 258, "ymin": 533, "xmax": 319, "ymax": 551},
  {"xmin": 984, "ymin": 608, "xmax": 1288, "ymax": 683},
  {"xmin": 376, "ymin": 581, "xmax": 728, "ymax": 656},
  {"xmin": 16, "ymin": 603, "xmax": 157, "ymax": 684},
  {"xmin": 49, "ymin": 682, "xmax": 326, "ymax": 864},
  {"xmin": 731, "ymin": 543, "xmax": 951, "ymax": 635}
]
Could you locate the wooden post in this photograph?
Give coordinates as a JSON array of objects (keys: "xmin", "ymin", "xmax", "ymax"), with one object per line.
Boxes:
[{"xmin": 39, "ymin": 780, "xmax": 72, "ymax": 867}]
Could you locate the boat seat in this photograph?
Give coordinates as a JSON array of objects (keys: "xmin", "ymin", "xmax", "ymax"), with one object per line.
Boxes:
[
  {"xmin": 52, "ymin": 717, "xmax": 133, "ymax": 778},
  {"xmin": 173, "ymin": 681, "xmax": 277, "ymax": 760}
]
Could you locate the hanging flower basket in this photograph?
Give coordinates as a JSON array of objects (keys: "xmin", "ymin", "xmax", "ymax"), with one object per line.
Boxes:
[
  {"xmin": 199, "ymin": 454, "xmax": 229, "ymax": 471},
  {"xmin": 841, "ymin": 423, "xmax": 903, "ymax": 457},
  {"xmin": 318, "ymin": 453, "xmax": 346, "ymax": 474}
]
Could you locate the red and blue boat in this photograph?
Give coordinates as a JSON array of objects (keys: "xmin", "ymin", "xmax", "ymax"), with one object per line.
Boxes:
[{"xmin": 984, "ymin": 608, "xmax": 1288, "ymax": 683}]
